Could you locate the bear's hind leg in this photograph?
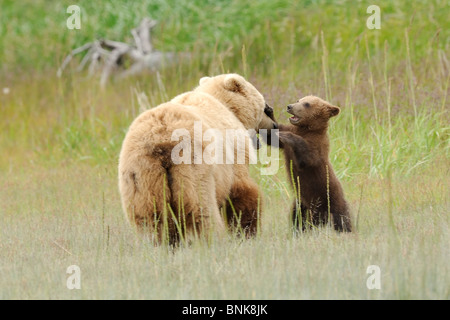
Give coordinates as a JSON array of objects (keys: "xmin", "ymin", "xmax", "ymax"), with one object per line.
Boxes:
[
  {"xmin": 165, "ymin": 166, "xmax": 226, "ymax": 244},
  {"xmin": 225, "ymin": 179, "xmax": 261, "ymax": 237},
  {"xmin": 183, "ymin": 178, "xmax": 226, "ymax": 243},
  {"xmin": 332, "ymin": 208, "xmax": 352, "ymax": 232}
]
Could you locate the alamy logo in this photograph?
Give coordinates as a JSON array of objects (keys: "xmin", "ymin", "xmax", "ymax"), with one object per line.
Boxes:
[
  {"xmin": 66, "ymin": 5, "xmax": 81, "ymax": 30},
  {"xmin": 366, "ymin": 5, "xmax": 381, "ymax": 29},
  {"xmin": 66, "ymin": 265, "xmax": 81, "ymax": 289},
  {"xmin": 366, "ymin": 265, "xmax": 381, "ymax": 290},
  {"xmin": 170, "ymin": 122, "xmax": 280, "ymax": 175}
]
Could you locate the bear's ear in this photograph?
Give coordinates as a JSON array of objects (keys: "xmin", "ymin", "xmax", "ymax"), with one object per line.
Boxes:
[
  {"xmin": 223, "ymin": 74, "xmax": 244, "ymax": 93},
  {"xmin": 199, "ymin": 76, "xmax": 211, "ymax": 86},
  {"xmin": 327, "ymin": 104, "xmax": 340, "ymax": 118}
]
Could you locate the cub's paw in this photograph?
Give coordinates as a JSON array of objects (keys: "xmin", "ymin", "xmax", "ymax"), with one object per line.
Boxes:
[{"xmin": 276, "ymin": 131, "xmax": 296, "ymax": 144}]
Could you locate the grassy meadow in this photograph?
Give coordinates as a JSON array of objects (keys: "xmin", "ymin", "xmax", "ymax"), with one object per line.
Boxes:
[{"xmin": 0, "ymin": 0, "xmax": 449, "ymax": 299}]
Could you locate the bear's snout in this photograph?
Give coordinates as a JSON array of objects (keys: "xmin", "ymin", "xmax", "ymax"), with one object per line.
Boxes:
[{"xmin": 287, "ymin": 104, "xmax": 293, "ymax": 112}]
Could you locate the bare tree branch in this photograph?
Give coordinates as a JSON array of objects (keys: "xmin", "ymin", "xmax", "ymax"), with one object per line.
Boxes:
[{"xmin": 57, "ymin": 18, "xmax": 181, "ymax": 87}]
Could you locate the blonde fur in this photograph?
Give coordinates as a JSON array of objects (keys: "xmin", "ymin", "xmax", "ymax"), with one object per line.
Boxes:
[{"xmin": 118, "ymin": 74, "xmax": 275, "ymax": 244}]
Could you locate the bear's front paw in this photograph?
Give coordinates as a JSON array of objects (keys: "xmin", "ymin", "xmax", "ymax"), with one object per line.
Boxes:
[{"xmin": 277, "ymin": 131, "xmax": 295, "ymax": 144}]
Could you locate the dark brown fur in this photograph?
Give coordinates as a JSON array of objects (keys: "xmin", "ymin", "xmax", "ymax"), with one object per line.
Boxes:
[
  {"xmin": 267, "ymin": 96, "xmax": 352, "ymax": 232},
  {"xmin": 224, "ymin": 179, "xmax": 261, "ymax": 237}
]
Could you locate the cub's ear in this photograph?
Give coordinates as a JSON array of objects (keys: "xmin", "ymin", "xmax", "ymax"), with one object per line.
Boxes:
[
  {"xmin": 223, "ymin": 74, "xmax": 244, "ymax": 93},
  {"xmin": 327, "ymin": 104, "xmax": 340, "ymax": 117},
  {"xmin": 199, "ymin": 76, "xmax": 211, "ymax": 86}
]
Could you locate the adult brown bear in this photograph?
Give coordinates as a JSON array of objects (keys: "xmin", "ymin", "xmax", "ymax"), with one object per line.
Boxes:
[{"xmin": 118, "ymin": 74, "xmax": 277, "ymax": 244}]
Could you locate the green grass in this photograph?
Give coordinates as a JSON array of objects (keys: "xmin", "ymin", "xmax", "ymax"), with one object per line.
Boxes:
[
  {"xmin": 1, "ymin": 164, "xmax": 448, "ymax": 299},
  {"xmin": 0, "ymin": 0, "xmax": 449, "ymax": 299}
]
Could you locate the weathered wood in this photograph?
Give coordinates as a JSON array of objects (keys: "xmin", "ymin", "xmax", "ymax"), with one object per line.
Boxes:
[{"xmin": 57, "ymin": 18, "xmax": 178, "ymax": 86}]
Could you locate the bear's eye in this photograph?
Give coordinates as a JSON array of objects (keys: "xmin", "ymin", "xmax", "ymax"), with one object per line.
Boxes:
[{"xmin": 304, "ymin": 102, "xmax": 310, "ymax": 108}]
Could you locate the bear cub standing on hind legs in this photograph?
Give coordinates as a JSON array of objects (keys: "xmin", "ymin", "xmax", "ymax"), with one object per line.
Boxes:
[{"xmin": 268, "ymin": 96, "xmax": 352, "ymax": 232}]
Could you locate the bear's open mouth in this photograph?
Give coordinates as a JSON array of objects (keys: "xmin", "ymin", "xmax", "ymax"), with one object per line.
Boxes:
[{"xmin": 289, "ymin": 115, "xmax": 300, "ymax": 123}]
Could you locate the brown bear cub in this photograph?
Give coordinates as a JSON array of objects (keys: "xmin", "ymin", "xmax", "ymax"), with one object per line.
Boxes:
[{"xmin": 269, "ymin": 96, "xmax": 352, "ymax": 232}]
